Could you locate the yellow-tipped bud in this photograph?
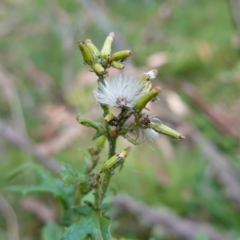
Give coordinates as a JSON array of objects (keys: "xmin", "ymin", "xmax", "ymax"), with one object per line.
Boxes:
[
  {"xmin": 134, "ymin": 87, "xmax": 161, "ymax": 111},
  {"xmin": 78, "ymin": 41, "xmax": 93, "ymax": 65},
  {"xmin": 149, "ymin": 123, "xmax": 185, "ymax": 140},
  {"xmin": 85, "ymin": 39, "xmax": 100, "ymax": 60},
  {"xmin": 101, "ymin": 32, "xmax": 114, "ymax": 58},
  {"xmin": 111, "ymin": 50, "xmax": 131, "ymax": 61},
  {"xmin": 92, "ymin": 63, "xmax": 104, "ymax": 75},
  {"xmin": 111, "ymin": 61, "xmax": 124, "ymax": 69},
  {"xmin": 101, "ymin": 147, "xmax": 131, "ymax": 173},
  {"xmin": 104, "ymin": 113, "xmax": 115, "ymax": 122}
]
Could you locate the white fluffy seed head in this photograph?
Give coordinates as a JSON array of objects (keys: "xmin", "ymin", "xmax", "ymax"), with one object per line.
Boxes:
[
  {"xmin": 94, "ymin": 75, "xmax": 146, "ymax": 108},
  {"xmin": 135, "ymin": 128, "xmax": 159, "ymax": 143}
]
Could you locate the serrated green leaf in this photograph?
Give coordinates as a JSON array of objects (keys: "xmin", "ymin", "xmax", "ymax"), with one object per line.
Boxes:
[
  {"xmin": 6, "ymin": 162, "xmax": 32, "ymax": 181},
  {"xmin": 6, "ymin": 165, "xmax": 74, "ymax": 208},
  {"xmin": 7, "ymin": 185, "xmax": 57, "ymax": 195},
  {"xmin": 61, "ymin": 210, "xmax": 112, "ymax": 240},
  {"xmin": 41, "ymin": 221, "xmax": 62, "ymax": 240},
  {"xmin": 59, "ymin": 162, "xmax": 86, "ymax": 187},
  {"xmin": 73, "ymin": 205, "xmax": 92, "ymax": 216}
]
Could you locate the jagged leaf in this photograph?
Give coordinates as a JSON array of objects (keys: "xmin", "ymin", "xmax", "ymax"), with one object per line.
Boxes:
[
  {"xmin": 73, "ymin": 205, "xmax": 92, "ymax": 216},
  {"xmin": 59, "ymin": 162, "xmax": 86, "ymax": 187},
  {"xmin": 6, "ymin": 165, "xmax": 74, "ymax": 207},
  {"xmin": 61, "ymin": 210, "xmax": 112, "ymax": 240},
  {"xmin": 6, "ymin": 162, "xmax": 32, "ymax": 181}
]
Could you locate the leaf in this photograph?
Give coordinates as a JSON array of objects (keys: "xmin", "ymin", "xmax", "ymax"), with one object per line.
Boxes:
[
  {"xmin": 92, "ymin": 129, "xmax": 104, "ymax": 140},
  {"xmin": 110, "ymin": 185, "xmax": 118, "ymax": 196},
  {"xmin": 77, "ymin": 118, "xmax": 104, "ymax": 140},
  {"xmin": 41, "ymin": 221, "xmax": 62, "ymax": 240},
  {"xmin": 73, "ymin": 205, "xmax": 92, "ymax": 216},
  {"xmin": 6, "ymin": 162, "xmax": 32, "ymax": 181},
  {"xmin": 6, "ymin": 165, "xmax": 74, "ymax": 207},
  {"xmin": 61, "ymin": 210, "xmax": 113, "ymax": 240},
  {"xmin": 59, "ymin": 162, "xmax": 86, "ymax": 187},
  {"xmin": 7, "ymin": 185, "xmax": 57, "ymax": 195},
  {"xmin": 123, "ymin": 135, "xmax": 141, "ymax": 145}
]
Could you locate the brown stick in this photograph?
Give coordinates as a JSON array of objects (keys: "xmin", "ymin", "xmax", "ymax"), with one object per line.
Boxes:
[
  {"xmin": 186, "ymin": 125, "xmax": 240, "ymax": 206},
  {"xmin": 0, "ymin": 119, "xmax": 61, "ymax": 171},
  {"xmin": 113, "ymin": 195, "xmax": 232, "ymax": 240},
  {"xmin": 182, "ymin": 82, "xmax": 239, "ymax": 137}
]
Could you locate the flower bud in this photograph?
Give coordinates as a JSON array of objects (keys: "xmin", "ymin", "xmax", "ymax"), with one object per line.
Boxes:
[
  {"xmin": 97, "ymin": 135, "xmax": 106, "ymax": 148},
  {"xmin": 104, "ymin": 113, "xmax": 115, "ymax": 122},
  {"xmin": 101, "ymin": 32, "xmax": 114, "ymax": 58},
  {"xmin": 149, "ymin": 123, "xmax": 185, "ymax": 140},
  {"xmin": 100, "ymin": 147, "xmax": 131, "ymax": 173},
  {"xmin": 78, "ymin": 41, "xmax": 93, "ymax": 65},
  {"xmin": 111, "ymin": 50, "xmax": 131, "ymax": 61},
  {"xmin": 85, "ymin": 39, "xmax": 100, "ymax": 60},
  {"xmin": 111, "ymin": 61, "xmax": 124, "ymax": 69},
  {"xmin": 88, "ymin": 146, "xmax": 95, "ymax": 154},
  {"xmin": 134, "ymin": 87, "xmax": 161, "ymax": 111},
  {"xmin": 92, "ymin": 63, "xmax": 104, "ymax": 75}
]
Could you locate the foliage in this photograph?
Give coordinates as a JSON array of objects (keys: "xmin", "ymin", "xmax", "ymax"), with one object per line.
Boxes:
[{"xmin": 1, "ymin": 0, "xmax": 240, "ymax": 239}]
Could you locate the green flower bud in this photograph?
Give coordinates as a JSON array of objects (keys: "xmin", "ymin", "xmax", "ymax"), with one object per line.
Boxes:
[
  {"xmin": 104, "ymin": 113, "xmax": 115, "ymax": 122},
  {"xmin": 101, "ymin": 32, "xmax": 114, "ymax": 58},
  {"xmin": 149, "ymin": 123, "xmax": 185, "ymax": 140},
  {"xmin": 100, "ymin": 147, "xmax": 131, "ymax": 173},
  {"xmin": 88, "ymin": 146, "xmax": 95, "ymax": 154},
  {"xmin": 111, "ymin": 61, "xmax": 124, "ymax": 69},
  {"xmin": 111, "ymin": 50, "xmax": 131, "ymax": 61},
  {"xmin": 78, "ymin": 41, "xmax": 93, "ymax": 65},
  {"xmin": 85, "ymin": 39, "xmax": 100, "ymax": 60},
  {"xmin": 134, "ymin": 87, "xmax": 161, "ymax": 111},
  {"xmin": 92, "ymin": 63, "xmax": 104, "ymax": 75},
  {"xmin": 97, "ymin": 135, "xmax": 106, "ymax": 148}
]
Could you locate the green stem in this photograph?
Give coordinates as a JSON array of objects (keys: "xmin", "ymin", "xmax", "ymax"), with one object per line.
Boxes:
[
  {"xmin": 101, "ymin": 137, "xmax": 116, "ymax": 202},
  {"xmin": 94, "ymin": 174, "xmax": 101, "ymax": 210}
]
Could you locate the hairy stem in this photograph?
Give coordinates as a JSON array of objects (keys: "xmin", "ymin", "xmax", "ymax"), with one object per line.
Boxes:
[
  {"xmin": 101, "ymin": 137, "xmax": 116, "ymax": 203},
  {"xmin": 94, "ymin": 174, "xmax": 102, "ymax": 210}
]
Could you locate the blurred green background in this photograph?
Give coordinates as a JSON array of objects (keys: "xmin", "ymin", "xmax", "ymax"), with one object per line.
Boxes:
[{"xmin": 1, "ymin": 0, "xmax": 240, "ymax": 239}]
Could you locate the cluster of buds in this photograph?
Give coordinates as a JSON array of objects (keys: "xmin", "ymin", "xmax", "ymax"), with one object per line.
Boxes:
[
  {"xmin": 78, "ymin": 32, "xmax": 185, "ymax": 173},
  {"xmin": 78, "ymin": 32, "xmax": 131, "ymax": 76}
]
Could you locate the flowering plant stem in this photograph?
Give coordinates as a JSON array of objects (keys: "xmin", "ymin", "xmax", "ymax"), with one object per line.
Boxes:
[
  {"xmin": 101, "ymin": 137, "xmax": 117, "ymax": 202},
  {"xmin": 7, "ymin": 32, "xmax": 185, "ymax": 240},
  {"xmin": 70, "ymin": 32, "xmax": 184, "ymax": 239}
]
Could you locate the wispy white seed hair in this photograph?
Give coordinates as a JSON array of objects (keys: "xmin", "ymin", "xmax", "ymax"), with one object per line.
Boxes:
[
  {"xmin": 135, "ymin": 115, "xmax": 161, "ymax": 143},
  {"xmin": 135, "ymin": 128, "xmax": 159, "ymax": 143},
  {"xmin": 144, "ymin": 69, "xmax": 158, "ymax": 80},
  {"xmin": 94, "ymin": 75, "xmax": 145, "ymax": 108}
]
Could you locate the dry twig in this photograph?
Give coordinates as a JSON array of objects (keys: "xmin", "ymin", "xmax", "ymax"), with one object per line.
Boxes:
[
  {"xmin": 0, "ymin": 120, "xmax": 61, "ymax": 171},
  {"xmin": 112, "ymin": 195, "xmax": 232, "ymax": 240}
]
